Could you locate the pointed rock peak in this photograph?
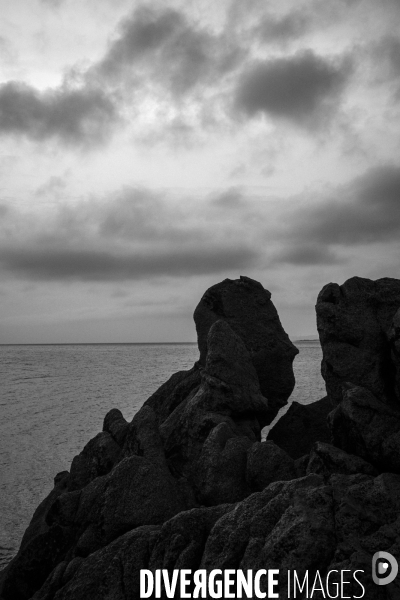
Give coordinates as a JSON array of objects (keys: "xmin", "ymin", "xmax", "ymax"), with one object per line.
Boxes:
[{"xmin": 194, "ymin": 275, "xmax": 298, "ymax": 422}]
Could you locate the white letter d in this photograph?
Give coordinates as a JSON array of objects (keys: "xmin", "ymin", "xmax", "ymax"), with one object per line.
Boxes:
[{"xmin": 140, "ymin": 570, "xmax": 154, "ymax": 598}]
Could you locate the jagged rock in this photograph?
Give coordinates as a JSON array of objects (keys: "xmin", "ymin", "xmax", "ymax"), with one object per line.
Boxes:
[
  {"xmin": 316, "ymin": 276, "xmax": 400, "ymax": 406},
  {"xmin": 328, "ymin": 383, "xmax": 400, "ymax": 473},
  {"xmin": 0, "ymin": 471, "xmax": 74, "ymax": 600},
  {"xmin": 68, "ymin": 431, "xmax": 121, "ymax": 491},
  {"xmin": 195, "ymin": 422, "xmax": 252, "ymax": 505},
  {"xmin": 148, "ymin": 504, "xmax": 233, "ymax": 572},
  {"xmin": 194, "ymin": 276, "xmax": 298, "ymax": 422},
  {"xmin": 306, "ymin": 441, "xmax": 378, "ymax": 479},
  {"xmin": 389, "ymin": 307, "xmax": 400, "ymax": 405},
  {"xmin": 102, "ymin": 408, "xmax": 129, "ymax": 446},
  {"xmin": 30, "ymin": 526, "xmax": 160, "ymax": 600},
  {"xmin": 144, "ymin": 365, "xmax": 202, "ymax": 425},
  {"xmin": 19, "ymin": 471, "xmax": 400, "ymax": 600},
  {"xmin": 246, "ymin": 440, "xmax": 297, "ymax": 491},
  {"xmin": 268, "ymin": 396, "xmax": 332, "ymax": 459},
  {"xmin": 160, "ymin": 321, "xmax": 269, "ymax": 486}
]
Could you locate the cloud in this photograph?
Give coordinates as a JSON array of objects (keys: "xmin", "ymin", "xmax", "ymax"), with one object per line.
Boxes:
[
  {"xmin": 0, "ymin": 186, "xmax": 260, "ymax": 282},
  {"xmin": 94, "ymin": 5, "xmax": 243, "ymax": 97},
  {"xmin": 210, "ymin": 188, "xmax": 246, "ymax": 209},
  {"xmin": 274, "ymin": 244, "xmax": 343, "ymax": 266},
  {"xmin": 234, "ymin": 50, "xmax": 350, "ymax": 127},
  {"xmin": 40, "ymin": 0, "xmax": 65, "ymax": 6},
  {"xmin": 297, "ymin": 165, "xmax": 400, "ymax": 245},
  {"xmin": 0, "ymin": 245, "xmax": 257, "ymax": 281},
  {"xmin": 0, "ymin": 81, "xmax": 117, "ymax": 145},
  {"xmin": 372, "ymin": 35, "xmax": 400, "ymax": 83},
  {"xmin": 271, "ymin": 164, "xmax": 400, "ymax": 266},
  {"xmin": 256, "ymin": 10, "xmax": 310, "ymax": 43}
]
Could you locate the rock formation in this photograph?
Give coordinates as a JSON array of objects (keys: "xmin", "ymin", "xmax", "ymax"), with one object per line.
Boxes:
[
  {"xmin": 2, "ymin": 274, "xmax": 400, "ymax": 599},
  {"xmin": 316, "ymin": 276, "xmax": 400, "ymax": 406},
  {"xmin": 268, "ymin": 396, "xmax": 332, "ymax": 459},
  {"xmin": 317, "ymin": 276, "xmax": 400, "ymax": 476},
  {"xmin": 194, "ymin": 276, "xmax": 298, "ymax": 422}
]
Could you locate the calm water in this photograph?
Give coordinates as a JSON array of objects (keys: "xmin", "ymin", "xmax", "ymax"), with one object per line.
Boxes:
[{"xmin": 0, "ymin": 341, "xmax": 324, "ymax": 569}]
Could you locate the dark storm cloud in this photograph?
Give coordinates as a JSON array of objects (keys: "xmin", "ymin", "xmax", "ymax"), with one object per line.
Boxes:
[
  {"xmin": 235, "ymin": 51, "xmax": 350, "ymax": 126},
  {"xmin": 211, "ymin": 188, "xmax": 246, "ymax": 209},
  {"xmin": 0, "ymin": 82, "xmax": 117, "ymax": 144},
  {"xmin": 256, "ymin": 10, "xmax": 310, "ymax": 43},
  {"xmin": 94, "ymin": 6, "xmax": 242, "ymax": 96},
  {"xmin": 272, "ymin": 165, "xmax": 400, "ymax": 266},
  {"xmin": 0, "ymin": 186, "xmax": 260, "ymax": 282},
  {"xmin": 0, "ymin": 245, "xmax": 258, "ymax": 281},
  {"xmin": 274, "ymin": 244, "xmax": 343, "ymax": 266},
  {"xmin": 298, "ymin": 165, "xmax": 400, "ymax": 245}
]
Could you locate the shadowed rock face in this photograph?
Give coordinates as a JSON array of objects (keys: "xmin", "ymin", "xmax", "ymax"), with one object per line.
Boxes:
[
  {"xmin": 316, "ymin": 276, "xmax": 400, "ymax": 407},
  {"xmin": 194, "ymin": 276, "xmax": 298, "ymax": 422},
  {"xmin": 268, "ymin": 396, "xmax": 332, "ymax": 459},
  {"xmin": 316, "ymin": 276, "xmax": 400, "ymax": 477}
]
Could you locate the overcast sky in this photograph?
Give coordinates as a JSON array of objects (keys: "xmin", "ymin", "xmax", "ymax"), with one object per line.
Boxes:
[{"xmin": 1, "ymin": 0, "xmax": 400, "ymax": 343}]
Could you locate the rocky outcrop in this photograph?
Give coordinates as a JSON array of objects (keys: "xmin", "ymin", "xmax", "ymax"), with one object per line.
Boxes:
[
  {"xmin": 328, "ymin": 383, "xmax": 400, "ymax": 473},
  {"xmin": 268, "ymin": 396, "xmax": 332, "ymax": 459},
  {"xmin": 317, "ymin": 276, "xmax": 400, "ymax": 476},
  {"xmin": 316, "ymin": 276, "xmax": 400, "ymax": 406},
  {"xmin": 5, "ymin": 274, "xmax": 400, "ymax": 600},
  {"xmin": 306, "ymin": 441, "xmax": 378, "ymax": 479},
  {"xmin": 194, "ymin": 276, "xmax": 298, "ymax": 422},
  {"xmin": 27, "ymin": 473, "xmax": 400, "ymax": 600},
  {"xmin": 0, "ymin": 276, "xmax": 298, "ymax": 600}
]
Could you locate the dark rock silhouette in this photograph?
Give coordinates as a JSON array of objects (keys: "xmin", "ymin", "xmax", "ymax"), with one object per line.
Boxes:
[
  {"xmin": 317, "ymin": 276, "xmax": 400, "ymax": 480},
  {"xmin": 329, "ymin": 382, "xmax": 400, "ymax": 473},
  {"xmin": 306, "ymin": 441, "xmax": 378, "ymax": 479},
  {"xmin": 316, "ymin": 276, "xmax": 400, "ymax": 406},
  {"xmin": 194, "ymin": 276, "xmax": 298, "ymax": 422},
  {"xmin": 268, "ymin": 396, "xmax": 332, "ymax": 459},
  {"xmin": 3, "ymin": 274, "xmax": 400, "ymax": 600}
]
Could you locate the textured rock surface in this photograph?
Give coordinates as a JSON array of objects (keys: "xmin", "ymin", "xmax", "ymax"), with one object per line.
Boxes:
[
  {"xmin": 159, "ymin": 320, "xmax": 270, "ymax": 499},
  {"xmin": 28, "ymin": 473, "xmax": 400, "ymax": 600},
  {"xmin": 268, "ymin": 396, "xmax": 332, "ymax": 459},
  {"xmin": 0, "ymin": 276, "xmax": 299, "ymax": 600},
  {"xmin": 306, "ymin": 441, "xmax": 378, "ymax": 479},
  {"xmin": 329, "ymin": 383, "xmax": 400, "ymax": 473},
  {"xmin": 194, "ymin": 276, "xmax": 298, "ymax": 422},
  {"xmin": 316, "ymin": 276, "xmax": 400, "ymax": 406},
  {"xmin": 6, "ymin": 274, "xmax": 400, "ymax": 600},
  {"xmin": 246, "ymin": 440, "xmax": 296, "ymax": 491}
]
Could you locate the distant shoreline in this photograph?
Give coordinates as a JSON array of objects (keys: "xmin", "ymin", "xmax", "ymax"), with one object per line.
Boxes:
[{"xmin": 0, "ymin": 342, "xmax": 198, "ymax": 346}]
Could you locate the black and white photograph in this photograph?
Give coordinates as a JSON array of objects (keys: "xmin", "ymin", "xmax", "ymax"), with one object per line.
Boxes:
[{"xmin": 1, "ymin": 0, "xmax": 400, "ymax": 598}]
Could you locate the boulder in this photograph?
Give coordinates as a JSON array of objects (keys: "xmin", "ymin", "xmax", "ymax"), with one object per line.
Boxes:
[
  {"xmin": 160, "ymin": 320, "xmax": 269, "ymax": 489},
  {"xmin": 306, "ymin": 441, "xmax": 378, "ymax": 479},
  {"xmin": 328, "ymin": 383, "xmax": 400, "ymax": 473},
  {"xmin": 246, "ymin": 440, "xmax": 297, "ymax": 491},
  {"xmin": 102, "ymin": 408, "xmax": 129, "ymax": 446},
  {"xmin": 144, "ymin": 365, "xmax": 201, "ymax": 426},
  {"xmin": 194, "ymin": 276, "xmax": 298, "ymax": 422},
  {"xmin": 30, "ymin": 472, "xmax": 400, "ymax": 600},
  {"xmin": 68, "ymin": 431, "xmax": 121, "ymax": 491},
  {"xmin": 195, "ymin": 422, "xmax": 252, "ymax": 505},
  {"xmin": 268, "ymin": 396, "xmax": 332, "ymax": 459},
  {"xmin": 316, "ymin": 276, "xmax": 400, "ymax": 406}
]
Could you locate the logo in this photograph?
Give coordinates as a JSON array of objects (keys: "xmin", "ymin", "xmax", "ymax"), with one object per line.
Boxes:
[{"xmin": 372, "ymin": 551, "xmax": 398, "ymax": 586}]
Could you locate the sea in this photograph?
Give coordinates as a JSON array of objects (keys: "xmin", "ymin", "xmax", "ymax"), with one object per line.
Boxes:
[{"xmin": 0, "ymin": 340, "xmax": 324, "ymax": 570}]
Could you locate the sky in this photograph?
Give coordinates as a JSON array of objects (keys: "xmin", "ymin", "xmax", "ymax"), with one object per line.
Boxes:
[{"xmin": 0, "ymin": 0, "xmax": 400, "ymax": 343}]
